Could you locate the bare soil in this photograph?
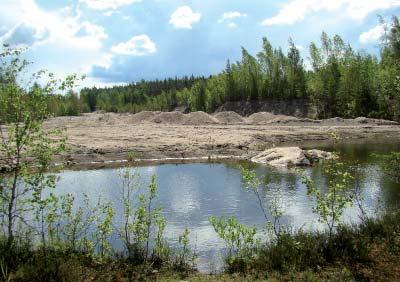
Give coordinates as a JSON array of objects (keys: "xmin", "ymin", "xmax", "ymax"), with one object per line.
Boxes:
[{"xmin": 41, "ymin": 111, "xmax": 400, "ymax": 168}]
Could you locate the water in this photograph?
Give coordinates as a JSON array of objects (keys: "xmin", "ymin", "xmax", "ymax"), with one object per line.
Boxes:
[{"xmin": 52, "ymin": 140, "xmax": 400, "ymax": 272}]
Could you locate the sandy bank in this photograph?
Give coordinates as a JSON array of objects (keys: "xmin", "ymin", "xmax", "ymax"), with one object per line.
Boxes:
[{"xmin": 34, "ymin": 111, "xmax": 400, "ymax": 168}]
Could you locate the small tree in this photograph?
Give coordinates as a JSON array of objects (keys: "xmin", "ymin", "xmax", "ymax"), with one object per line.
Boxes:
[
  {"xmin": 303, "ymin": 162, "xmax": 353, "ymax": 238},
  {"xmin": 378, "ymin": 152, "xmax": 400, "ymax": 183},
  {"xmin": 0, "ymin": 46, "xmax": 81, "ymax": 248},
  {"xmin": 117, "ymin": 169, "xmax": 166, "ymax": 262},
  {"xmin": 209, "ymin": 216, "xmax": 258, "ymax": 261},
  {"xmin": 240, "ymin": 166, "xmax": 285, "ymax": 238}
]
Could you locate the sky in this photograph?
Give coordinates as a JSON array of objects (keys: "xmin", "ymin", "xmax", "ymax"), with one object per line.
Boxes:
[{"xmin": 0, "ymin": 0, "xmax": 399, "ymax": 88}]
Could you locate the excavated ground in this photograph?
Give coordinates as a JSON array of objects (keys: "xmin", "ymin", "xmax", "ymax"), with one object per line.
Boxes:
[{"xmin": 35, "ymin": 111, "xmax": 400, "ymax": 169}]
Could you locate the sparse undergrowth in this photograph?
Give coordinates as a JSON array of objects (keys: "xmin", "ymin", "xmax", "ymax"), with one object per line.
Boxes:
[{"xmin": 1, "ymin": 212, "xmax": 400, "ymax": 281}]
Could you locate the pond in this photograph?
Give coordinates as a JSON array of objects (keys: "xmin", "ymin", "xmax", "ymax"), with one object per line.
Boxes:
[{"xmin": 53, "ymin": 140, "xmax": 400, "ymax": 272}]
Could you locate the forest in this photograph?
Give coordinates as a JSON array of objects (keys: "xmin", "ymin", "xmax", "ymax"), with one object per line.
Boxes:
[
  {"xmin": 1, "ymin": 13, "xmax": 400, "ymax": 282},
  {"xmin": 43, "ymin": 17, "xmax": 400, "ymax": 121}
]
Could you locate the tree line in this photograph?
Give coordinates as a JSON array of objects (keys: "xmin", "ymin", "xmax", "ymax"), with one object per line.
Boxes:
[
  {"xmin": 2, "ymin": 17, "xmax": 399, "ymax": 121},
  {"xmin": 1, "ymin": 43, "xmax": 400, "ymax": 281}
]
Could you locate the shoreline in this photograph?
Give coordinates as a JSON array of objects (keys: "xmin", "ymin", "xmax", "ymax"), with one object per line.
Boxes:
[
  {"xmin": 48, "ymin": 114, "xmax": 399, "ymax": 169},
  {"xmin": 2, "ymin": 113, "xmax": 398, "ymax": 171}
]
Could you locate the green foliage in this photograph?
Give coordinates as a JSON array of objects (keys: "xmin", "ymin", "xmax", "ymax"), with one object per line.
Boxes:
[
  {"xmin": 210, "ymin": 211, "xmax": 400, "ymax": 277},
  {"xmin": 376, "ymin": 152, "xmax": 400, "ymax": 183},
  {"xmin": 95, "ymin": 201, "xmax": 115, "ymax": 261},
  {"xmin": 208, "ymin": 216, "xmax": 259, "ymax": 264},
  {"xmin": 303, "ymin": 162, "xmax": 354, "ymax": 238},
  {"xmin": 55, "ymin": 17, "xmax": 399, "ymax": 122},
  {"xmin": 0, "ymin": 47, "xmax": 199, "ymax": 279},
  {"xmin": 117, "ymin": 169, "xmax": 168, "ymax": 264},
  {"xmin": 0, "ymin": 46, "xmax": 74, "ymax": 248},
  {"xmin": 175, "ymin": 228, "xmax": 197, "ymax": 270},
  {"xmin": 240, "ymin": 166, "xmax": 286, "ymax": 238}
]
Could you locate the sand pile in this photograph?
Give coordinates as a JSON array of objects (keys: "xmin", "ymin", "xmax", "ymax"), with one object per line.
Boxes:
[
  {"xmin": 213, "ymin": 111, "xmax": 246, "ymax": 124},
  {"xmin": 150, "ymin": 112, "xmax": 185, "ymax": 124},
  {"xmin": 355, "ymin": 117, "xmax": 399, "ymax": 125},
  {"xmin": 246, "ymin": 112, "xmax": 277, "ymax": 124},
  {"xmin": 131, "ymin": 111, "xmax": 161, "ymax": 123},
  {"xmin": 246, "ymin": 112, "xmax": 322, "ymax": 124},
  {"xmin": 182, "ymin": 111, "xmax": 220, "ymax": 125},
  {"xmin": 323, "ymin": 117, "xmax": 346, "ymax": 124},
  {"xmin": 97, "ymin": 113, "xmax": 120, "ymax": 124},
  {"xmin": 267, "ymin": 115, "xmax": 300, "ymax": 124}
]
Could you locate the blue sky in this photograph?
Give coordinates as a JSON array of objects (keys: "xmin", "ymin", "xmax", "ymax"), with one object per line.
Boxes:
[{"xmin": 0, "ymin": 0, "xmax": 399, "ymax": 87}]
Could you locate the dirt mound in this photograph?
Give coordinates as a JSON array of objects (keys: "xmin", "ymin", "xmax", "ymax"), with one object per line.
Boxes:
[
  {"xmin": 323, "ymin": 117, "xmax": 346, "ymax": 123},
  {"xmin": 97, "ymin": 113, "xmax": 120, "ymax": 124},
  {"xmin": 182, "ymin": 111, "xmax": 220, "ymax": 125},
  {"xmin": 213, "ymin": 111, "xmax": 246, "ymax": 124},
  {"xmin": 300, "ymin": 118, "xmax": 321, "ymax": 123},
  {"xmin": 151, "ymin": 112, "xmax": 185, "ymax": 124},
  {"xmin": 247, "ymin": 112, "xmax": 277, "ymax": 124},
  {"xmin": 267, "ymin": 115, "xmax": 300, "ymax": 124},
  {"xmin": 355, "ymin": 117, "xmax": 399, "ymax": 125},
  {"xmin": 131, "ymin": 111, "xmax": 161, "ymax": 123}
]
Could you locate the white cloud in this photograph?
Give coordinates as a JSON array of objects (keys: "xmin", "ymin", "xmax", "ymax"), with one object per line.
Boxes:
[
  {"xmin": 111, "ymin": 34, "xmax": 156, "ymax": 56},
  {"xmin": 0, "ymin": 0, "xmax": 111, "ymax": 86},
  {"xmin": 262, "ymin": 0, "xmax": 400, "ymax": 26},
  {"xmin": 0, "ymin": 1, "xmax": 108, "ymax": 50},
  {"xmin": 360, "ymin": 24, "xmax": 387, "ymax": 43},
  {"xmin": 218, "ymin": 11, "xmax": 247, "ymax": 23},
  {"xmin": 169, "ymin": 6, "xmax": 201, "ymax": 29},
  {"xmin": 103, "ymin": 10, "xmax": 114, "ymax": 16},
  {"xmin": 227, "ymin": 22, "xmax": 238, "ymax": 29},
  {"xmin": 80, "ymin": 0, "xmax": 141, "ymax": 11}
]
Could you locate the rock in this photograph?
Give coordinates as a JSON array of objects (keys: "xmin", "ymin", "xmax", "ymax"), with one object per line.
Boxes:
[
  {"xmin": 251, "ymin": 147, "xmax": 335, "ymax": 167},
  {"xmin": 304, "ymin": 149, "xmax": 337, "ymax": 163},
  {"xmin": 355, "ymin": 117, "xmax": 369, "ymax": 124},
  {"xmin": 251, "ymin": 147, "xmax": 310, "ymax": 167},
  {"xmin": 354, "ymin": 117, "xmax": 399, "ymax": 125}
]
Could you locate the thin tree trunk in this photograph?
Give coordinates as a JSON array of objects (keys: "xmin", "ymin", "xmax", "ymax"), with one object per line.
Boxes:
[{"xmin": 7, "ymin": 168, "xmax": 19, "ymax": 248}]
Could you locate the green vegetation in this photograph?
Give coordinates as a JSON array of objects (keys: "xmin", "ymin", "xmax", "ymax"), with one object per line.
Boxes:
[
  {"xmin": 47, "ymin": 16, "xmax": 400, "ymax": 122},
  {"xmin": 207, "ymin": 165, "xmax": 400, "ymax": 281},
  {"xmin": 303, "ymin": 162, "xmax": 354, "ymax": 238},
  {"xmin": 0, "ymin": 47, "xmax": 196, "ymax": 281},
  {"xmin": 377, "ymin": 152, "xmax": 400, "ymax": 183},
  {"xmin": 1, "ymin": 17, "xmax": 399, "ymax": 121},
  {"xmin": 1, "ymin": 18, "xmax": 400, "ymax": 282}
]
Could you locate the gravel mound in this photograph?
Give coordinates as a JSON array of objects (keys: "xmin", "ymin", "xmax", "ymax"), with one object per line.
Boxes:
[
  {"xmin": 247, "ymin": 112, "xmax": 277, "ymax": 124},
  {"xmin": 182, "ymin": 111, "xmax": 220, "ymax": 125},
  {"xmin": 131, "ymin": 111, "xmax": 161, "ymax": 123},
  {"xmin": 213, "ymin": 111, "xmax": 246, "ymax": 124},
  {"xmin": 323, "ymin": 117, "xmax": 345, "ymax": 123},
  {"xmin": 267, "ymin": 115, "xmax": 300, "ymax": 124},
  {"xmin": 151, "ymin": 112, "xmax": 185, "ymax": 124},
  {"xmin": 355, "ymin": 117, "xmax": 399, "ymax": 125},
  {"xmin": 97, "ymin": 113, "xmax": 120, "ymax": 124}
]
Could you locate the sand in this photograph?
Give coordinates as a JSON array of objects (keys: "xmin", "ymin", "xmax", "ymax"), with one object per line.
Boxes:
[
  {"xmin": 182, "ymin": 111, "xmax": 220, "ymax": 125},
  {"xmin": 33, "ymin": 111, "xmax": 400, "ymax": 168},
  {"xmin": 150, "ymin": 112, "xmax": 185, "ymax": 124},
  {"xmin": 246, "ymin": 112, "xmax": 277, "ymax": 124},
  {"xmin": 131, "ymin": 111, "xmax": 161, "ymax": 124},
  {"xmin": 213, "ymin": 111, "xmax": 246, "ymax": 124}
]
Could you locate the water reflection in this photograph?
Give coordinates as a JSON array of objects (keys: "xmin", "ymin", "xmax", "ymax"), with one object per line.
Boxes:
[{"xmin": 52, "ymin": 141, "xmax": 400, "ymax": 272}]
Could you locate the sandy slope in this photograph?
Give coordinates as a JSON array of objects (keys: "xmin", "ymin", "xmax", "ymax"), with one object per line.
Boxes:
[{"xmin": 38, "ymin": 112, "xmax": 400, "ymax": 168}]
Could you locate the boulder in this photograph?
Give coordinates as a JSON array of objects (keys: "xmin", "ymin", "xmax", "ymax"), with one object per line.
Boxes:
[
  {"xmin": 304, "ymin": 149, "xmax": 336, "ymax": 163},
  {"xmin": 251, "ymin": 147, "xmax": 335, "ymax": 167},
  {"xmin": 251, "ymin": 147, "xmax": 310, "ymax": 167}
]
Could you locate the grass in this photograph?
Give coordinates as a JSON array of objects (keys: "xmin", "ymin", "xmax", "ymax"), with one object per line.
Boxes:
[
  {"xmin": 223, "ymin": 211, "xmax": 400, "ymax": 281},
  {"xmin": 1, "ymin": 212, "xmax": 399, "ymax": 281}
]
